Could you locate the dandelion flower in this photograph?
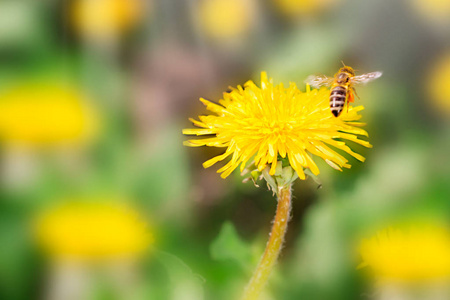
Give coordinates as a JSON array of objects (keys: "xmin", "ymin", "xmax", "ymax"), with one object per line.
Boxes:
[
  {"xmin": 184, "ymin": 71, "xmax": 373, "ymax": 300},
  {"xmin": 35, "ymin": 201, "xmax": 152, "ymax": 261},
  {"xmin": 0, "ymin": 84, "xmax": 98, "ymax": 147},
  {"xmin": 427, "ymin": 53, "xmax": 450, "ymax": 116},
  {"xmin": 183, "ymin": 72, "xmax": 371, "ymax": 180},
  {"xmin": 71, "ymin": 0, "xmax": 144, "ymax": 37},
  {"xmin": 272, "ymin": 0, "xmax": 339, "ymax": 19},
  {"xmin": 199, "ymin": 0, "xmax": 253, "ymax": 41},
  {"xmin": 359, "ymin": 227, "xmax": 450, "ymax": 281},
  {"xmin": 411, "ymin": 0, "xmax": 450, "ymax": 26}
]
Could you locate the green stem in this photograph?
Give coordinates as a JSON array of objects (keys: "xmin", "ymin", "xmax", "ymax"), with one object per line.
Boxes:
[{"xmin": 242, "ymin": 185, "xmax": 292, "ymax": 300}]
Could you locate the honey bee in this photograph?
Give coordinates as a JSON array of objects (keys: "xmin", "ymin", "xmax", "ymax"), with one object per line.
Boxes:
[{"xmin": 306, "ymin": 65, "xmax": 382, "ymax": 117}]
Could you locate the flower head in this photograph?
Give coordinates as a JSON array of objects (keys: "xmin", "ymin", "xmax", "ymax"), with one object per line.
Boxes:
[
  {"xmin": 272, "ymin": 0, "xmax": 339, "ymax": 19},
  {"xmin": 199, "ymin": 0, "xmax": 253, "ymax": 41},
  {"xmin": 0, "ymin": 84, "xmax": 98, "ymax": 147},
  {"xmin": 71, "ymin": 0, "xmax": 144, "ymax": 37},
  {"xmin": 183, "ymin": 72, "xmax": 371, "ymax": 180},
  {"xmin": 359, "ymin": 227, "xmax": 450, "ymax": 281},
  {"xmin": 35, "ymin": 201, "xmax": 152, "ymax": 261},
  {"xmin": 427, "ymin": 52, "xmax": 450, "ymax": 116},
  {"xmin": 411, "ymin": 0, "xmax": 450, "ymax": 26}
]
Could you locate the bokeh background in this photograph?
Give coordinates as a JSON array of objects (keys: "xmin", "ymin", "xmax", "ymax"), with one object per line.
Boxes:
[{"xmin": 1, "ymin": 0, "xmax": 450, "ymax": 299}]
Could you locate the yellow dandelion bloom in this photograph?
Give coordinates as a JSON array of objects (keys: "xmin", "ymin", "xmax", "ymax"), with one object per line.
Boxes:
[
  {"xmin": 0, "ymin": 84, "xmax": 98, "ymax": 147},
  {"xmin": 359, "ymin": 227, "xmax": 450, "ymax": 281},
  {"xmin": 427, "ymin": 53, "xmax": 450, "ymax": 116},
  {"xmin": 35, "ymin": 201, "xmax": 152, "ymax": 261},
  {"xmin": 411, "ymin": 0, "xmax": 450, "ymax": 25},
  {"xmin": 183, "ymin": 72, "xmax": 371, "ymax": 179},
  {"xmin": 273, "ymin": 0, "xmax": 339, "ymax": 19},
  {"xmin": 71, "ymin": 0, "xmax": 144, "ymax": 37},
  {"xmin": 199, "ymin": 0, "xmax": 253, "ymax": 40}
]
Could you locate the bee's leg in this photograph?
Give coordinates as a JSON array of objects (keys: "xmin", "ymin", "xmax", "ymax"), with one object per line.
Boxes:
[{"xmin": 352, "ymin": 87, "xmax": 360, "ymax": 99}]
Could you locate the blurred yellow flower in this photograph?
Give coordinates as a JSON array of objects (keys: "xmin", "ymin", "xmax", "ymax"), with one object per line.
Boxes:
[
  {"xmin": 359, "ymin": 227, "xmax": 450, "ymax": 281},
  {"xmin": 35, "ymin": 201, "xmax": 152, "ymax": 261},
  {"xmin": 199, "ymin": 0, "xmax": 253, "ymax": 40},
  {"xmin": 72, "ymin": 0, "xmax": 144, "ymax": 37},
  {"xmin": 411, "ymin": 0, "xmax": 450, "ymax": 25},
  {"xmin": 272, "ymin": 0, "xmax": 338, "ymax": 19},
  {"xmin": 427, "ymin": 53, "xmax": 450, "ymax": 115},
  {"xmin": 183, "ymin": 72, "xmax": 371, "ymax": 179},
  {"xmin": 0, "ymin": 84, "xmax": 98, "ymax": 147}
]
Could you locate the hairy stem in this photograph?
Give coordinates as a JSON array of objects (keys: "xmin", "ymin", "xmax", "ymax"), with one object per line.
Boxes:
[{"xmin": 242, "ymin": 185, "xmax": 292, "ymax": 300}]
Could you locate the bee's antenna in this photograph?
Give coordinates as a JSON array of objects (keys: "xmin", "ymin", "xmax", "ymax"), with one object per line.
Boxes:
[{"xmin": 341, "ymin": 60, "xmax": 346, "ymax": 67}]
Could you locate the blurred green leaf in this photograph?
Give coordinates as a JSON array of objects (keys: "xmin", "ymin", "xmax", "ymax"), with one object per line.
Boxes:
[
  {"xmin": 210, "ymin": 221, "xmax": 253, "ymax": 272},
  {"xmin": 156, "ymin": 251, "xmax": 204, "ymax": 300}
]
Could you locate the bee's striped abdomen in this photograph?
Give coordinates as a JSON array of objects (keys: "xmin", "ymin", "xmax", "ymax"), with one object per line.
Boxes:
[{"xmin": 329, "ymin": 85, "xmax": 347, "ymax": 117}]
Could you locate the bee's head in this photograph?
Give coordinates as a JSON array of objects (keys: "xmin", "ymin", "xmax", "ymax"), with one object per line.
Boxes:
[{"xmin": 339, "ymin": 66, "xmax": 355, "ymax": 76}]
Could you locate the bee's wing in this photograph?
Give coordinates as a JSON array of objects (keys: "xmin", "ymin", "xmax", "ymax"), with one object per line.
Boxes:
[
  {"xmin": 305, "ymin": 75, "xmax": 334, "ymax": 88},
  {"xmin": 350, "ymin": 71, "xmax": 382, "ymax": 85}
]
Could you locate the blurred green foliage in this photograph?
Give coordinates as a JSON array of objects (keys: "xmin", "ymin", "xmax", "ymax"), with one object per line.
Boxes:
[{"xmin": 0, "ymin": 0, "xmax": 449, "ymax": 299}]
